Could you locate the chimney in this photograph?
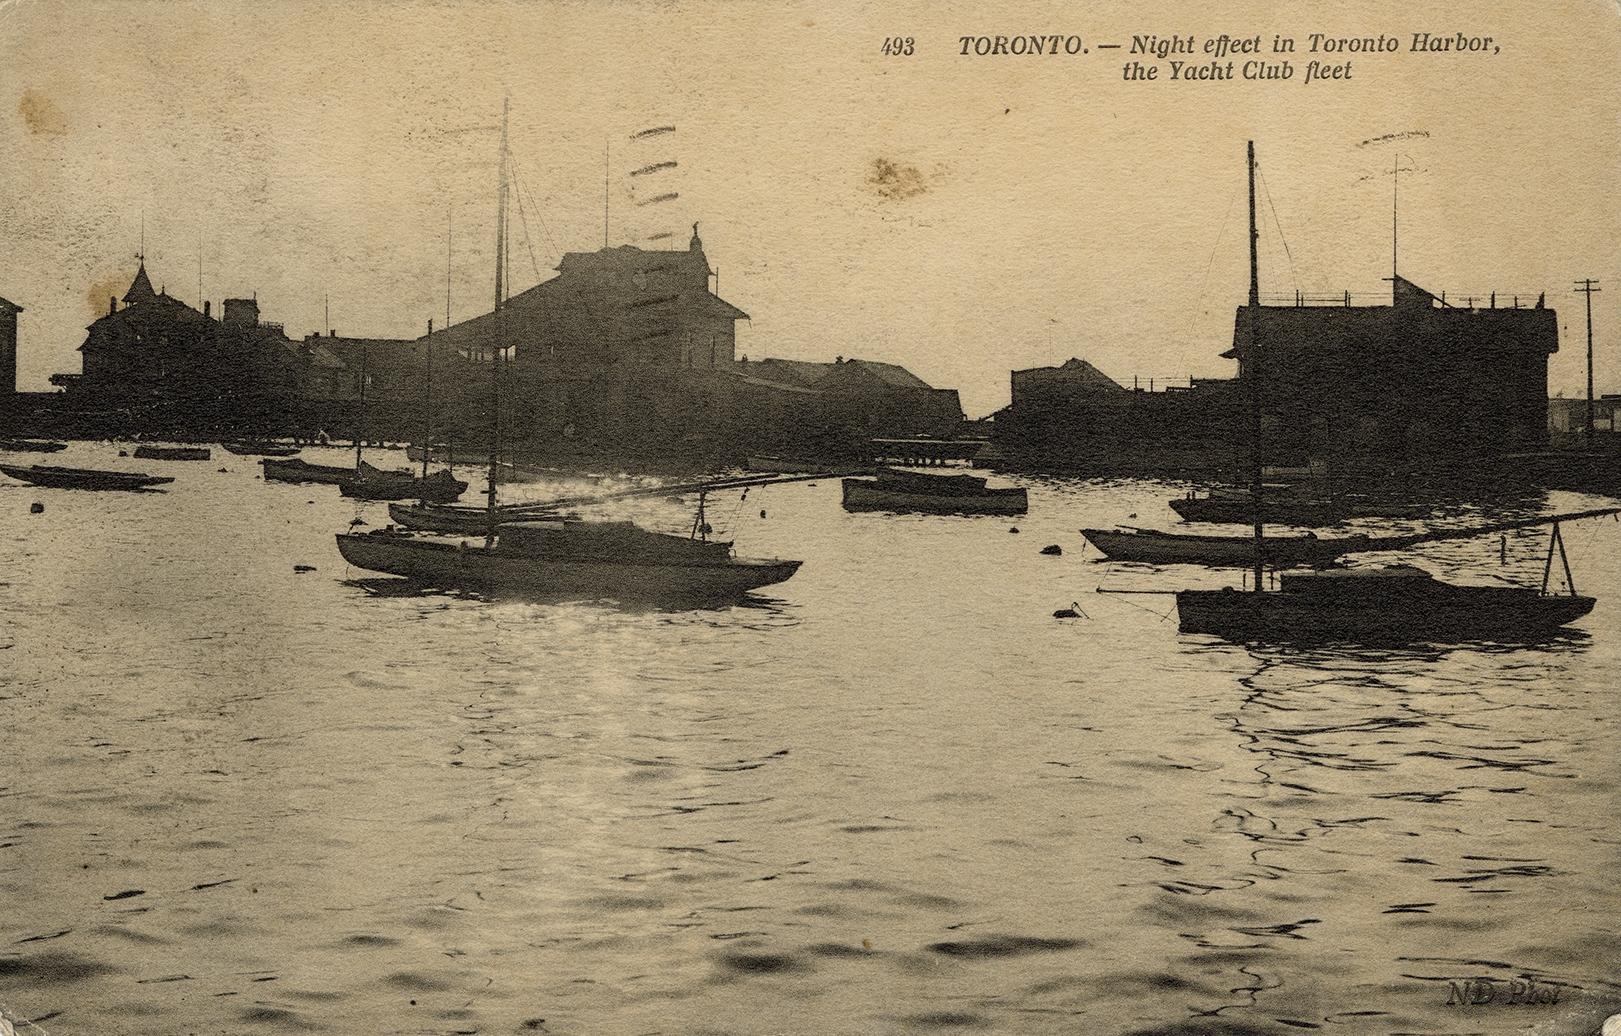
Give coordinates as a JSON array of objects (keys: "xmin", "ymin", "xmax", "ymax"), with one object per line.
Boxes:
[
  {"xmin": 204, "ymin": 300, "xmax": 211, "ymax": 318},
  {"xmin": 109, "ymin": 296, "xmax": 116, "ymax": 316}
]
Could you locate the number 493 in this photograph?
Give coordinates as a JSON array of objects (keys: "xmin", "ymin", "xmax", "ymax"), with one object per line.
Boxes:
[{"xmin": 881, "ymin": 36, "xmax": 915, "ymax": 56}]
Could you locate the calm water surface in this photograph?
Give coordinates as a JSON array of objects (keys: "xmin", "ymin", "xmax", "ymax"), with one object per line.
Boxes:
[{"xmin": 3, "ymin": 444, "xmax": 1619, "ymax": 1035}]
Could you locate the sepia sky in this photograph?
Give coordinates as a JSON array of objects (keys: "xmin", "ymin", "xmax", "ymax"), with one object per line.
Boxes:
[{"xmin": 2, "ymin": 0, "xmax": 1619, "ymax": 416}]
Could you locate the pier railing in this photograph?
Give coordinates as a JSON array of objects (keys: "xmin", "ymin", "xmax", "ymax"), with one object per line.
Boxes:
[{"xmin": 1258, "ymin": 291, "xmax": 1547, "ymax": 309}]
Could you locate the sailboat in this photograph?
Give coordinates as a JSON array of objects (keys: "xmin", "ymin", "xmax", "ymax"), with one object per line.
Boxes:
[
  {"xmin": 1104, "ymin": 142, "xmax": 1604, "ymax": 643},
  {"xmin": 336, "ymin": 99, "xmax": 802, "ymax": 602}
]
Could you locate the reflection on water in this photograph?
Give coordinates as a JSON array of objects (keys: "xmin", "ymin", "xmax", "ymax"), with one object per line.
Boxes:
[
  {"xmin": 341, "ymin": 575, "xmax": 796, "ymax": 616},
  {"xmin": 3, "ymin": 445, "xmax": 1620, "ymax": 1034}
]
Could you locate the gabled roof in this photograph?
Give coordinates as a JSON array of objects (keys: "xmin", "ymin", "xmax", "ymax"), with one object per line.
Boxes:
[
  {"xmin": 743, "ymin": 357, "xmax": 939, "ymax": 391},
  {"xmin": 283, "ymin": 338, "xmax": 346, "ymax": 369},
  {"xmin": 556, "ymin": 243, "xmax": 707, "ymax": 275},
  {"xmin": 123, "ymin": 262, "xmax": 158, "ymax": 305},
  {"xmin": 1014, "ymin": 357, "xmax": 1124, "ymax": 392},
  {"xmin": 0, "ymin": 296, "xmax": 22, "ymax": 315},
  {"xmin": 742, "ymin": 358, "xmax": 834, "ymax": 387},
  {"xmin": 818, "ymin": 358, "xmax": 934, "ymax": 390}
]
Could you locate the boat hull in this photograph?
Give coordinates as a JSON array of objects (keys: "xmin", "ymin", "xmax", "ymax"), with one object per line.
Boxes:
[
  {"xmin": 1177, "ymin": 586, "xmax": 1596, "ymax": 642},
  {"xmin": 223, "ymin": 443, "xmax": 301, "ymax": 457},
  {"xmin": 0, "ymin": 463, "xmax": 173, "ymax": 490},
  {"xmin": 386, "ymin": 501, "xmax": 562, "ymax": 533},
  {"xmin": 841, "ymin": 479, "xmax": 1028, "ymax": 516},
  {"xmin": 335, "ymin": 532, "xmax": 801, "ymax": 601},
  {"xmin": 339, "ymin": 473, "xmax": 468, "ymax": 503},
  {"xmin": 0, "ymin": 439, "xmax": 68, "ymax": 453},
  {"xmin": 133, "ymin": 446, "xmax": 211, "ymax": 461},
  {"xmin": 1082, "ymin": 528, "xmax": 1361, "ymax": 567},
  {"xmin": 261, "ymin": 458, "xmax": 355, "ymax": 485}
]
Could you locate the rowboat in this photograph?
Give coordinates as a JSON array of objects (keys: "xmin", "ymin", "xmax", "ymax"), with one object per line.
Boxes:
[
  {"xmin": 0, "ymin": 463, "xmax": 173, "ymax": 491},
  {"xmin": 841, "ymin": 468, "xmax": 1028, "ymax": 516},
  {"xmin": 261, "ymin": 458, "xmax": 359, "ymax": 484},
  {"xmin": 387, "ymin": 500, "xmax": 564, "ymax": 534},
  {"xmin": 338, "ymin": 465, "xmax": 468, "ymax": 503},
  {"xmin": 1082, "ymin": 527, "xmax": 1368, "ymax": 566},
  {"xmin": 222, "ymin": 442, "xmax": 301, "ymax": 457},
  {"xmin": 133, "ymin": 445, "xmax": 211, "ymax": 461}
]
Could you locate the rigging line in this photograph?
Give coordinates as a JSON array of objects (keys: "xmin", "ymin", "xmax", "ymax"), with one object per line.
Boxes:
[
  {"xmin": 512, "ymin": 166, "xmax": 564, "ymax": 262},
  {"xmin": 1257, "ymin": 164, "xmax": 1299, "ymax": 292},
  {"xmin": 1193, "ymin": 187, "xmax": 1241, "ymax": 316},
  {"xmin": 511, "ymin": 165, "xmax": 562, "ymax": 261},
  {"xmin": 506, "ymin": 169, "xmax": 545, "ymax": 284}
]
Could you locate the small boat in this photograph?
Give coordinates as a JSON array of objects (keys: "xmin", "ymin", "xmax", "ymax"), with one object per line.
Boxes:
[
  {"xmin": 1083, "ymin": 506, "xmax": 1621, "ymax": 568},
  {"xmin": 339, "ymin": 464, "xmax": 468, "ymax": 503},
  {"xmin": 387, "ymin": 500, "xmax": 568, "ymax": 534},
  {"xmin": 133, "ymin": 445, "xmax": 211, "ymax": 461},
  {"xmin": 338, "ymin": 521, "xmax": 800, "ymax": 601},
  {"xmin": 1082, "ymin": 526, "xmax": 1366, "ymax": 566},
  {"xmin": 842, "ymin": 468, "xmax": 1028, "ymax": 515},
  {"xmin": 1175, "ymin": 563, "xmax": 1595, "ymax": 642},
  {"xmin": 222, "ymin": 442, "xmax": 301, "ymax": 457},
  {"xmin": 746, "ymin": 455, "xmax": 850, "ymax": 475},
  {"xmin": 261, "ymin": 457, "xmax": 359, "ymax": 484},
  {"xmin": 0, "ymin": 438, "xmax": 68, "ymax": 453},
  {"xmin": 1168, "ymin": 491, "xmax": 1427, "ymax": 525},
  {"xmin": 0, "ymin": 462, "xmax": 173, "ymax": 491}
]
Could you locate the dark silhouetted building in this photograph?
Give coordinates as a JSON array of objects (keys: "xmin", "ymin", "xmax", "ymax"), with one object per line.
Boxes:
[
  {"xmin": 0, "ymin": 294, "xmax": 20, "ymax": 394},
  {"xmin": 1229, "ymin": 275, "xmax": 1557, "ymax": 467},
  {"xmin": 994, "ymin": 275, "xmax": 1559, "ymax": 475}
]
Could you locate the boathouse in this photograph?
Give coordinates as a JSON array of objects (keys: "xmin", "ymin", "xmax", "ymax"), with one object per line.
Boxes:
[
  {"xmin": 0, "ymin": 294, "xmax": 20, "ymax": 394},
  {"xmin": 1227, "ymin": 275, "xmax": 1557, "ymax": 465}
]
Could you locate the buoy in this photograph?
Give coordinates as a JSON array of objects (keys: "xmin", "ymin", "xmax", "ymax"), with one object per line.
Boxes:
[
  {"xmin": 118, "ymin": 450, "xmax": 128, "ymax": 457},
  {"xmin": 1052, "ymin": 601, "xmax": 1085, "ymax": 619},
  {"xmin": 1008, "ymin": 526, "xmax": 1020, "ymax": 534},
  {"xmin": 30, "ymin": 502, "xmax": 44, "ymax": 514},
  {"xmin": 1040, "ymin": 544, "xmax": 1062, "ymax": 556},
  {"xmin": 760, "ymin": 509, "xmax": 767, "ymax": 518}
]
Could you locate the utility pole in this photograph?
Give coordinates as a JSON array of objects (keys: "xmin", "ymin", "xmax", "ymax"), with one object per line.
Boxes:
[
  {"xmin": 1575, "ymin": 278, "xmax": 1601, "ymax": 445},
  {"xmin": 1247, "ymin": 139, "xmax": 1263, "ymax": 594}
]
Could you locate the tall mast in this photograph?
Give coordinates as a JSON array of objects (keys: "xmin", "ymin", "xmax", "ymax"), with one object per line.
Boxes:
[
  {"xmin": 603, "ymin": 138, "xmax": 610, "ymax": 247},
  {"xmin": 486, "ymin": 96, "xmax": 510, "ymax": 542},
  {"xmin": 446, "ymin": 203, "xmax": 453, "ymax": 331},
  {"xmin": 422, "ymin": 319, "xmax": 434, "ymax": 481},
  {"xmin": 1247, "ymin": 140, "xmax": 1264, "ymax": 593},
  {"xmin": 355, "ymin": 342, "xmax": 368, "ymax": 469},
  {"xmin": 1576, "ymin": 278, "xmax": 1601, "ymax": 446},
  {"xmin": 1392, "ymin": 153, "xmax": 1399, "ymax": 298}
]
